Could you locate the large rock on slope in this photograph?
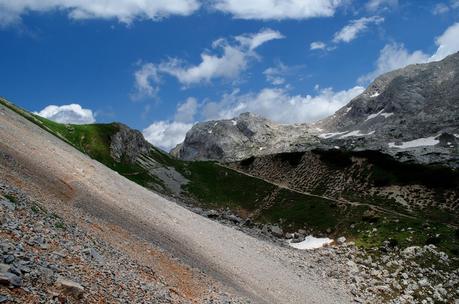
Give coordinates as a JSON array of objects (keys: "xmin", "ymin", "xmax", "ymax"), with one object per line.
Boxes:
[
  {"xmin": 312, "ymin": 52, "xmax": 459, "ymax": 166},
  {"xmin": 171, "ymin": 112, "xmax": 317, "ymax": 162},
  {"xmin": 173, "ymin": 52, "xmax": 459, "ymax": 167},
  {"xmin": 110, "ymin": 123, "xmax": 150, "ymax": 163}
]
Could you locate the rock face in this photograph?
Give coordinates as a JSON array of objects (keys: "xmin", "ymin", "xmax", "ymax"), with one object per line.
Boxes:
[
  {"xmin": 171, "ymin": 112, "xmax": 316, "ymax": 162},
  {"xmin": 313, "ymin": 52, "xmax": 459, "ymax": 167},
  {"xmin": 110, "ymin": 123, "xmax": 150, "ymax": 163},
  {"xmin": 174, "ymin": 52, "xmax": 459, "ymax": 167}
]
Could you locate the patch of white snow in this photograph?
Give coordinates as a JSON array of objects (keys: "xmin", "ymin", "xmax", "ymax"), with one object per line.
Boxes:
[
  {"xmin": 370, "ymin": 92, "xmax": 380, "ymax": 98},
  {"xmin": 288, "ymin": 236, "xmax": 333, "ymax": 250},
  {"xmin": 231, "ymin": 120, "xmax": 237, "ymax": 126},
  {"xmin": 318, "ymin": 131, "xmax": 348, "ymax": 139},
  {"xmin": 339, "ymin": 130, "xmax": 375, "ymax": 139},
  {"xmin": 388, "ymin": 136, "xmax": 440, "ymax": 149}
]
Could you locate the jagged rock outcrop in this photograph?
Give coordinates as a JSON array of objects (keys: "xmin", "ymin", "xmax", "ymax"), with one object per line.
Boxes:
[
  {"xmin": 171, "ymin": 112, "xmax": 316, "ymax": 162},
  {"xmin": 174, "ymin": 52, "xmax": 459, "ymax": 167},
  {"xmin": 110, "ymin": 123, "xmax": 150, "ymax": 163},
  {"xmin": 313, "ymin": 52, "xmax": 459, "ymax": 167}
]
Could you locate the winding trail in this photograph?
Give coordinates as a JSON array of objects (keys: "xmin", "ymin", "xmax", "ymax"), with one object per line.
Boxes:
[
  {"xmin": 223, "ymin": 164, "xmax": 419, "ymax": 220},
  {"xmin": 0, "ymin": 104, "xmax": 352, "ymax": 303}
]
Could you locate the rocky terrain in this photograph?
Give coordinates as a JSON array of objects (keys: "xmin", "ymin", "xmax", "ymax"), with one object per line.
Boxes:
[
  {"xmin": 0, "ymin": 98, "xmax": 356, "ymax": 303},
  {"xmin": 0, "ymin": 183, "xmax": 241, "ymax": 304},
  {"xmin": 2, "ymin": 181, "xmax": 458, "ymax": 304},
  {"xmin": 174, "ymin": 52, "xmax": 459, "ymax": 168},
  {"xmin": 230, "ymin": 150, "xmax": 459, "ymax": 223},
  {"xmin": 171, "ymin": 112, "xmax": 314, "ymax": 162}
]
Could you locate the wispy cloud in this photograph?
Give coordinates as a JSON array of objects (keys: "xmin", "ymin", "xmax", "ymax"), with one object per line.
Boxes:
[
  {"xmin": 132, "ymin": 28, "xmax": 284, "ymax": 98},
  {"xmin": 359, "ymin": 22, "xmax": 459, "ymax": 83},
  {"xmin": 0, "ymin": 0, "xmax": 200, "ymax": 27},
  {"xmin": 211, "ymin": 0, "xmax": 345, "ymax": 20},
  {"xmin": 332, "ymin": 16, "xmax": 384, "ymax": 43}
]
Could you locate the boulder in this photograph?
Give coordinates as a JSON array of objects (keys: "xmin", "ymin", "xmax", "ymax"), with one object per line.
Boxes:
[{"xmin": 55, "ymin": 277, "xmax": 84, "ymax": 300}]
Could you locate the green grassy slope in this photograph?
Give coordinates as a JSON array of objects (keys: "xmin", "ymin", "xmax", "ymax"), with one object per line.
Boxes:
[{"xmin": 1, "ymin": 97, "xmax": 458, "ymax": 256}]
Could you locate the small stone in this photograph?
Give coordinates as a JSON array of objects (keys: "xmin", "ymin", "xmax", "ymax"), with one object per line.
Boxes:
[
  {"xmin": 336, "ymin": 236, "xmax": 346, "ymax": 244},
  {"xmin": 0, "ymin": 272, "xmax": 22, "ymax": 287},
  {"xmin": 270, "ymin": 225, "xmax": 283, "ymax": 238},
  {"xmin": 3, "ymin": 255, "xmax": 14, "ymax": 264},
  {"xmin": 55, "ymin": 277, "xmax": 84, "ymax": 300}
]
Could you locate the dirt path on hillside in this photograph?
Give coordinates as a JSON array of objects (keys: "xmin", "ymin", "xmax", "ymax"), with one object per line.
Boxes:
[
  {"xmin": 223, "ymin": 164, "xmax": 419, "ymax": 221},
  {"xmin": 0, "ymin": 104, "xmax": 353, "ymax": 304}
]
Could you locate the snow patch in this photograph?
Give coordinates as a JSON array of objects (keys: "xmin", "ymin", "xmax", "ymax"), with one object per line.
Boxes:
[
  {"xmin": 454, "ymin": 134, "xmax": 459, "ymax": 138},
  {"xmin": 208, "ymin": 130, "xmax": 213, "ymax": 134},
  {"xmin": 231, "ymin": 120, "xmax": 237, "ymax": 126},
  {"xmin": 318, "ymin": 131, "xmax": 348, "ymax": 139},
  {"xmin": 339, "ymin": 130, "xmax": 375, "ymax": 139},
  {"xmin": 381, "ymin": 112, "xmax": 394, "ymax": 118},
  {"xmin": 288, "ymin": 236, "xmax": 333, "ymax": 250},
  {"xmin": 365, "ymin": 110, "xmax": 394, "ymax": 121},
  {"xmin": 370, "ymin": 92, "xmax": 380, "ymax": 98},
  {"xmin": 345, "ymin": 107, "xmax": 352, "ymax": 113},
  {"xmin": 388, "ymin": 136, "xmax": 440, "ymax": 149}
]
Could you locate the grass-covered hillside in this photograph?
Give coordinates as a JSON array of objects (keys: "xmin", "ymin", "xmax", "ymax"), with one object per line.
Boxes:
[{"xmin": 1, "ymin": 97, "xmax": 458, "ymax": 256}]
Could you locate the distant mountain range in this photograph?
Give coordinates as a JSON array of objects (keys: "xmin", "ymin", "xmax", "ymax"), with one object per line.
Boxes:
[{"xmin": 173, "ymin": 52, "xmax": 459, "ymax": 168}]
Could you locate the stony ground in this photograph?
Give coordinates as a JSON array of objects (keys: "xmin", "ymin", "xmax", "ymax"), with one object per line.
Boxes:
[
  {"xmin": 1, "ymin": 103, "xmax": 458, "ymax": 304},
  {"xmin": 0, "ymin": 182, "xmax": 248, "ymax": 303},
  {"xmin": 189, "ymin": 206, "xmax": 459, "ymax": 304}
]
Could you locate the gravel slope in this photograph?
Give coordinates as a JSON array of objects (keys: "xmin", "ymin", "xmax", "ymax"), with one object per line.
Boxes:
[{"xmin": 0, "ymin": 104, "xmax": 352, "ymax": 303}]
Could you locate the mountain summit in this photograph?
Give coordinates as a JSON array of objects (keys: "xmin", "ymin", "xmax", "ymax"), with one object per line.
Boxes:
[{"xmin": 175, "ymin": 52, "xmax": 459, "ymax": 167}]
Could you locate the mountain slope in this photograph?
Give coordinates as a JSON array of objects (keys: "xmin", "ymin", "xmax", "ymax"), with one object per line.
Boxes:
[
  {"xmin": 175, "ymin": 52, "xmax": 459, "ymax": 167},
  {"xmin": 2, "ymin": 97, "xmax": 458, "ymax": 257},
  {"xmin": 171, "ymin": 112, "xmax": 314, "ymax": 162},
  {"xmin": 0, "ymin": 96, "xmax": 356, "ymax": 304}
]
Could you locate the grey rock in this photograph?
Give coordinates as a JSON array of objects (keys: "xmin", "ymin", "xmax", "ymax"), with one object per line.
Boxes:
[
  {"xmin": 110, "ymin": 123, "xmax": 150, "ymax": 163},
  {"xmin": 3, "ymin": 255, "xmax": 14, "ymax": 264},
  {"xmin": 270, "ymin": 225, "xmax": 283, "ymax": 238},
  {"xmin": 337, "ymin": 237, "xmax": 346, "ymax": 244},
  {"xmin": 173, "ymin": 52, "xmax": 459, "ymax": 168},
  {"xmin": 171, "ymin": 112, "xmax": 316, "ymax": 162},
  {"xmin": 0, "ymin": 272, "xmax": 22, "ymax": 287},
  {"xmin": 55, "ymin": 276, "xmax": 84, "ymax": 300}
]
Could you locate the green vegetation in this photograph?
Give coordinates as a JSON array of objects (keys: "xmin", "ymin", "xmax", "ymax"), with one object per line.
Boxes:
[
  {"xmin": 1, "ymin": 97, "xmax": 458, "ymax": 256},
  {"xmin": 4, "ymin": 194, "xmax": 18, "ymax": 204}
]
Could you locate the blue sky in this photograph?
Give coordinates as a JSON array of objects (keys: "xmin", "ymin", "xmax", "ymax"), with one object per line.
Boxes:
[{"xmin": 0, "ymin": 0, "xmax": 458, "ymax": 150}]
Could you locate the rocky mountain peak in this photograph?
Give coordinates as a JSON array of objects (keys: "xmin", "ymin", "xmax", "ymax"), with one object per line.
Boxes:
[
  {"xmin": 173, "ymin": 52, "xmax": 459, "ymax": 167},
  {"xmin": 171, "ymin": 112, "xmax": 316, "ymax": 162},
  {"xmin": 110, "ymin": 123, "xmax": 150, "ymax": 163}
]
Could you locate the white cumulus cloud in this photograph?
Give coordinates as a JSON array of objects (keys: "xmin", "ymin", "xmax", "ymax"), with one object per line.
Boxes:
[
  {"xmin": 174, "ymin": 97, "xmax": 198, "ymax": 123},
  {"xmin": 0, "ymin": 0, "xmax": 200, "ymax": 27},
  {"xmin": 35, "ymin": 104, "xmax": 96, "ymax": 124},
  {"xmin": 358, "ymin": 43, "xmax": 429, "ymax": 83},
  {"xmin": 143, "ymin": 121, "xmax": 193, "ymax": 151},
  {"xmin": 429, "ymin": 22, "xmax": 459, "ymax": 62},
  {"xmin": 211, "ymin": 0, "xmax": 344, "ymax": 20},
  {"xmin": 333, "ymin": 16, "xmax": 384, "ymax": 43},
  {"xmin": 132, "ymin": 28, "xmax": 284, "ymax": 95},
  {"xmin": 359, "ymin": 22, "xmax": 459, "ymax": 83},
  {"xmin": 202, "ymin": 86, "xmax": 364, "ymax": 124},
  {"xmin": 142, "ymin": 97, "xmax": 198, "ymax": 151}
]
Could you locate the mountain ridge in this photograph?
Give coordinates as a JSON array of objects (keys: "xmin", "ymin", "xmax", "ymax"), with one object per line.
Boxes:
[{"xmin": 174, "ymin": 52, "xmax": 459, "ymax": 168}]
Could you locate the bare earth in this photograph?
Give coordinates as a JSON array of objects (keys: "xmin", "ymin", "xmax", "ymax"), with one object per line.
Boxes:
[{"xmin": 0, "ymin": 104, "xmax": 352, "ymax": 303}]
